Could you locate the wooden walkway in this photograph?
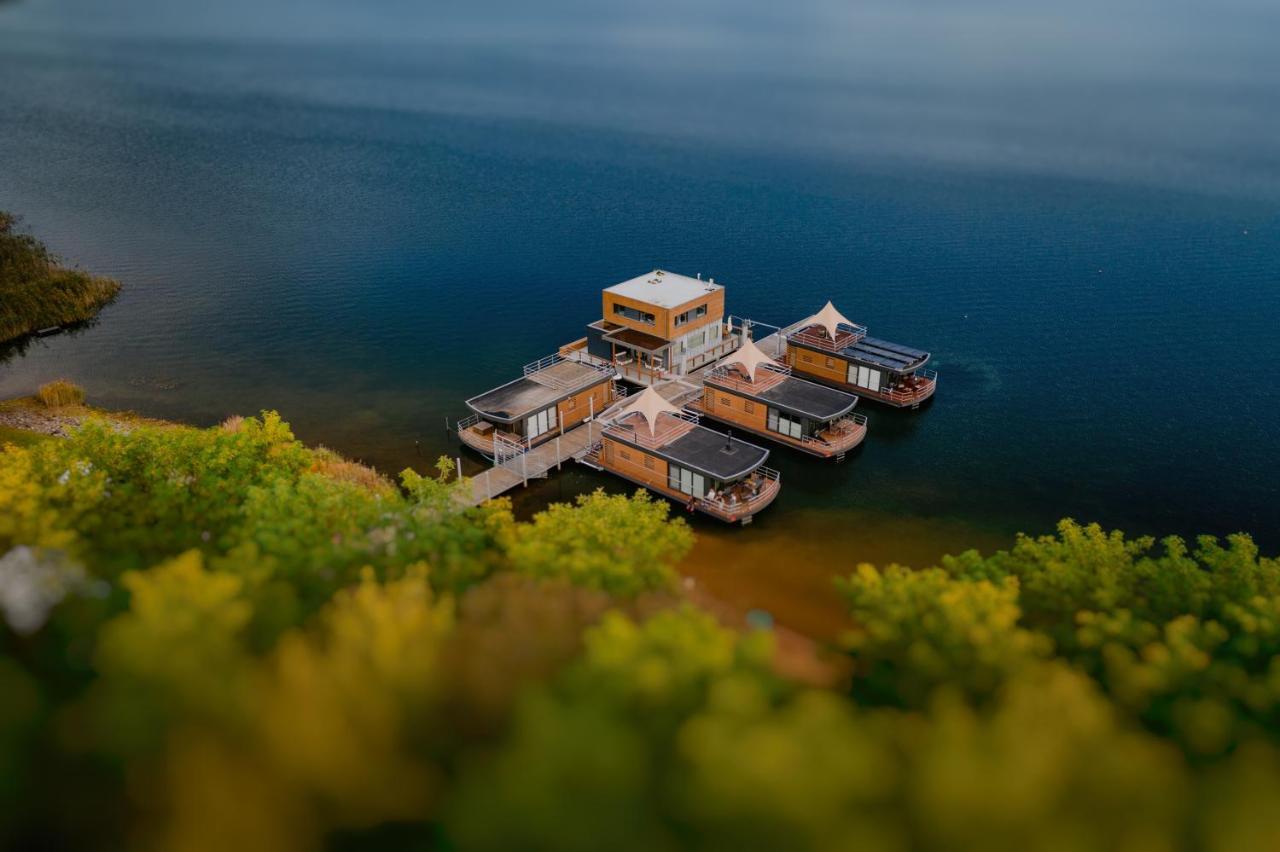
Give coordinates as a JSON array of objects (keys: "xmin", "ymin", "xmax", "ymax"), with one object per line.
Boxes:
[{"xmin": 463, "ymin": 419, "xmax": 607, "ymax": 506}]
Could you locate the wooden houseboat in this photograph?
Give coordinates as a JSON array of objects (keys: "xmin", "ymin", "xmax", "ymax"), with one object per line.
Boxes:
[
  {"xmin": 583, "ymin": 387, "xmax": 781, "ymax": 524},
  {"xmin": 780, "ymin": 302, "xmax": 937, "ymax": 408},
  {"xmin": 458, "ymin": 353, "xmax": 620, "ymax": 461},
  {"xmin": 559, "ymin": 270, "xmax": 742, "ymax": 386},
  {"xmin": 687, "ymin": 338, "xmax": 868, "ymax": 460}
]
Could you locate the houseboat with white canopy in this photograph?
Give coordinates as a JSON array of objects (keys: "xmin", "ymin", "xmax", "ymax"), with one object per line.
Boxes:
[
  {"xmin": 583, "ymin": 386, "xmax": 781, "ymax": 524},
  {"xmin": 778, "ymin": 302, "xmax": 936, "ymax": 408},
  {"xmin": 458, "ymin": 353, "xmax": 620, "ymax": 461},
  {"xmin": 687, "ymin": 338, "xmax": 867, "ymax": 460}
]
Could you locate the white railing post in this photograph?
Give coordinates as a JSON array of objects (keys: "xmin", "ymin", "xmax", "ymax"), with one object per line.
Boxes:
[
  {"xmin": 522, "ymin": 452, "xmax": 528, "ymax": 487},
  {"xmin": 556, "ymin": 436, "xmax": 562, "ymax": 470}
]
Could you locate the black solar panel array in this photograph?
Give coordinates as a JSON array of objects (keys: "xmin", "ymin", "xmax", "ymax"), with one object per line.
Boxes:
[{"xmin": 841, "ymin": 336, "xmax": 929, "ymax": 372}]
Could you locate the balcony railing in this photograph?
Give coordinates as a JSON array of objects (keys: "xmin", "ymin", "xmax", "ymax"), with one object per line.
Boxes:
[
  {"xmin": 703, "ymin": 361, "xmax": 790, "ymax": 394},
  {"xmin": 785, "ymin": 321, "xmax": 867, "ymax": 353},
  {"xmin": 697, "ymin": 466, "xmax": 780, "ymax": 519},
  {"xmin": 603, "ymin": 410, "xmax": 699, "ymax": 449},
  {"xmin": 882, "ymin": 369, "xmax": 938, "ymax": 406},
  {"xmin": 523, "ymin": 351, "xmax": 616, "ymax": 391}
]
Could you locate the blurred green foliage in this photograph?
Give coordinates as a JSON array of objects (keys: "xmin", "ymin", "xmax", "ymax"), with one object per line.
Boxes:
[
  {"xmin": 2, "ymin": 417, "xmax": 1279, "ymax": 850},
  {"xmin": 841, "ymin": 520, "xmax": 1280, "ymax": 758}
]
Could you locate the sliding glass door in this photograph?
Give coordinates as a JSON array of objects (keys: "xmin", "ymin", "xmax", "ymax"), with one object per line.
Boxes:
[
  {"xmin": 524, "ymin": 405, "xmax": 558, "ymax": 441},
  {"xmin": 848, "ymin": 364, "xmax": 882, "ymax": 391}
]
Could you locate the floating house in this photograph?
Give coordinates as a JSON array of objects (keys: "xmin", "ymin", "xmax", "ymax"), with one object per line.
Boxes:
[
  {"xmin": 688, "ymin": 338, "xmax": 868, "ymax": 460},
  {"xmin": 780, "ymin": 302, "xmax": 936, "ymax": 408},
  {"xmin": 457, "ymin": 353, "xmax": 619, "ymax": 460},
  {"xmin": 560, "ymin": 270, "xmax": 741, "ymax": 386},
  {"xmin": 584, "ymin": 387, "xmax": 780, "ymax": 524}
]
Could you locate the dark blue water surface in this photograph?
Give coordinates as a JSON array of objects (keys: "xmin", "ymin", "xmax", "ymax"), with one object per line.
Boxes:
[{"xmin": 2, "ymin": 0, "xmax": 1278, "ymax": 550}]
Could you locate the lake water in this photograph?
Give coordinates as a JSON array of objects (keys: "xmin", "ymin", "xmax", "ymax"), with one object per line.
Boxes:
[{"xmin": 2, "ymin": 0, "xmax": 1277, "ymax": 632}]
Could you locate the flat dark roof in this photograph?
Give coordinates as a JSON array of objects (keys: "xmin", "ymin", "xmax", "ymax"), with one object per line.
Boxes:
[
  {"xmin": 466, "ymin": 361, "xmax": 610, "ymax": 423},
  {"xmin": 605, "ymin": 326, "xmax": 670, "ymax": 352},
  {"xmin": 754, "ymin": 377, "xmax": 857, "ymax": 420},
  {"xmin": 659, "ymin": 425, "xmax": 769, "ymax": 481}
]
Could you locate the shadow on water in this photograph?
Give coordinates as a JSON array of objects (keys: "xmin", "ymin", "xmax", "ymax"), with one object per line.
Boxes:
[{"xmin": 0, "ymin": 317, "xmax": 102, "ymax": 368}]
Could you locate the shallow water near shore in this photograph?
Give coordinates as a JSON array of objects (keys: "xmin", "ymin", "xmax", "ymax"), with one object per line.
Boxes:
[{"xmin": 2, "ymin": 1, "xmax": 1278, "ymax": 636}]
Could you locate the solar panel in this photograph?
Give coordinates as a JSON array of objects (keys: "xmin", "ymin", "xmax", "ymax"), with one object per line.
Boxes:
[
  {"xmin": 862, "ymin": 336, "xmax": 929, "ymax": 360},
  {"xmin": 841, "ymin": 336, "xmax": 929, "ymax": 372}
]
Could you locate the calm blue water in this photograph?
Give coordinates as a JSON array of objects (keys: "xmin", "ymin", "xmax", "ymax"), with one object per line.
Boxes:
[{"xmin": 2, "ymin": 0, "xmax": 1278, "ymax": 549}]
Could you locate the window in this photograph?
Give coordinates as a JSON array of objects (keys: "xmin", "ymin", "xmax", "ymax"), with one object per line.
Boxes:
[
  {"xmin": 744, "ymin": 401, "xmax": 755, "ymax": 414},
  {"xmin": 620, "ymin": 449, "xmax": 631, "ymax": 461},
  {"xmin": 643, "ymin": 456, "xmax": 655, "ymax": 470},
  {"xmin": 801, "ymin": 353, "xmax": 813, "ymax": 363},
  {"xmin": 686, "ymin": 330, "xmax": 707, "ymax": 350},
  {"xmin": 767, "ymin": 408, "xmax": 804, "ymax": 440},
  {"xmin": 825, "ymin": 357, "xmax": 835, "ymax": 369},
  {"xmin": 674, "ymin": 303, "xmax": 709, "ymax": 327},
  {"xmin": 668, "ymin": 464, "xmax": 707, "ymax": 497},
  {"xmin": 567, "ymin": 397, "xmax": 576, "ymax": 410},
  {"xmin": 719, "ymin": 395, "xmax": 731, "ymax": 407},
  {"xmin": 613, "ymin": 303, "xmax": 655, "ymax": 325}
]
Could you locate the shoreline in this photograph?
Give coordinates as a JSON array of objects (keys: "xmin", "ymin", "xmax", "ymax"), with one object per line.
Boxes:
[{"xmin": 0, "ymin": 391, "xmax": 851, "ymax": 686}]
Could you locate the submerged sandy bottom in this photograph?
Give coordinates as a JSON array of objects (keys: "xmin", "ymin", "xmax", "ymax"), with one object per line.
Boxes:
[{"xmin": 679, "ymin": 508, "xmax": 1014, "ymax": 644}]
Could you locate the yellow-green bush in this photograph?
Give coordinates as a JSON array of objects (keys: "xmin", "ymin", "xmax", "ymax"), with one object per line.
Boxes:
[
  {"xmin": 36, "ymin": 379, "xmax": 84, "ymax": 408},
  {"xmin": 2, "ymin": 414, "xmax": 1279, "ymax": 851}
]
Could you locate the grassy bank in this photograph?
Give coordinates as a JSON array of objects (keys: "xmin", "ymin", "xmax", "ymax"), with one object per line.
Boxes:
[{"xmin": 0, "ymin": 212, "xmax": 121, "ymax": 343}]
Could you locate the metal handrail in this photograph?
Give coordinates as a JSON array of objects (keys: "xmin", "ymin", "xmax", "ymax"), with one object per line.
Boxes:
[
  {"xmin": 884, "ymin": 370, "xmax": 937, "ymax": 402},
  {"xmin": 456, "ymin": 412, "xmax": 482, "ymax": 430},
  {"xmin": 797, "ymin": 412, "xmax": 865, "ymax": 445},
  {"xmin": 522, "ymin": 352, "xmax": 563, "ymax": 376},
  {"xmin": 697, "ymin": 466, "xmax": 780, "ymax": 514},
  {"xmin": 786, "ymin": 322, "xmax": 868, "ymax": 352},
  {"xmin": 603, "ymin": 410, "xmax": 699, "ymax": 449},
  {"xmin": 703, "ymin": 362, "xmax": 791, "ymax": 394},
  {"xmin": 492, "ymin": 430, "xmax": 530, "ymax": 464}
]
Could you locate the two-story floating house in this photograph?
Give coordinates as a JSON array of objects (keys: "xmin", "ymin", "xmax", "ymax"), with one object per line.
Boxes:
[
  {"xmin": 560, "ymin": 270, "xmax": 741, "ymax": 386},
  {"xmin": 780, "ymin": 302, "xmax": 937, "ymax": 408},
  {"xmin": 688, "ymin": 338, "xmax": 868, "ymax": 461},
  {"xmin": 457, "ymin": 353, "xmax": 619, "ymax": 460},
  {"xmin": 585, "ymin": 387, "xmax": 780, "ymax": 524}
]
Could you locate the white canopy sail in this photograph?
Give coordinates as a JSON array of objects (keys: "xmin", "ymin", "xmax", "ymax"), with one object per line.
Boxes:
[
  {"xmin": 806, "ymin": 300, "xmax": 855, "ymax": 340},
  {"xmin": 720, "ymin": 337, "xmax": 782, "ymax": 382},
  {"xmin": 616, "ymin": 385, "xmax": 682, "ymax": 437}
]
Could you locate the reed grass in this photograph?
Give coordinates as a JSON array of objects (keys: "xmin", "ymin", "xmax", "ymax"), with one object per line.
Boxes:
[{"xmin": 37, "ymin": 379, "xmax": 85, "ymax": 408}]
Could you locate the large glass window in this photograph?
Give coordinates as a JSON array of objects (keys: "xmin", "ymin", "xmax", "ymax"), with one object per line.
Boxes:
[
  {"xmin": 613, "ymin": 303, "xmax": 655, "ymax": 325},
  {"xmin": 767, "ymin": 408, "xmax": 804, "ymax": 439}
]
